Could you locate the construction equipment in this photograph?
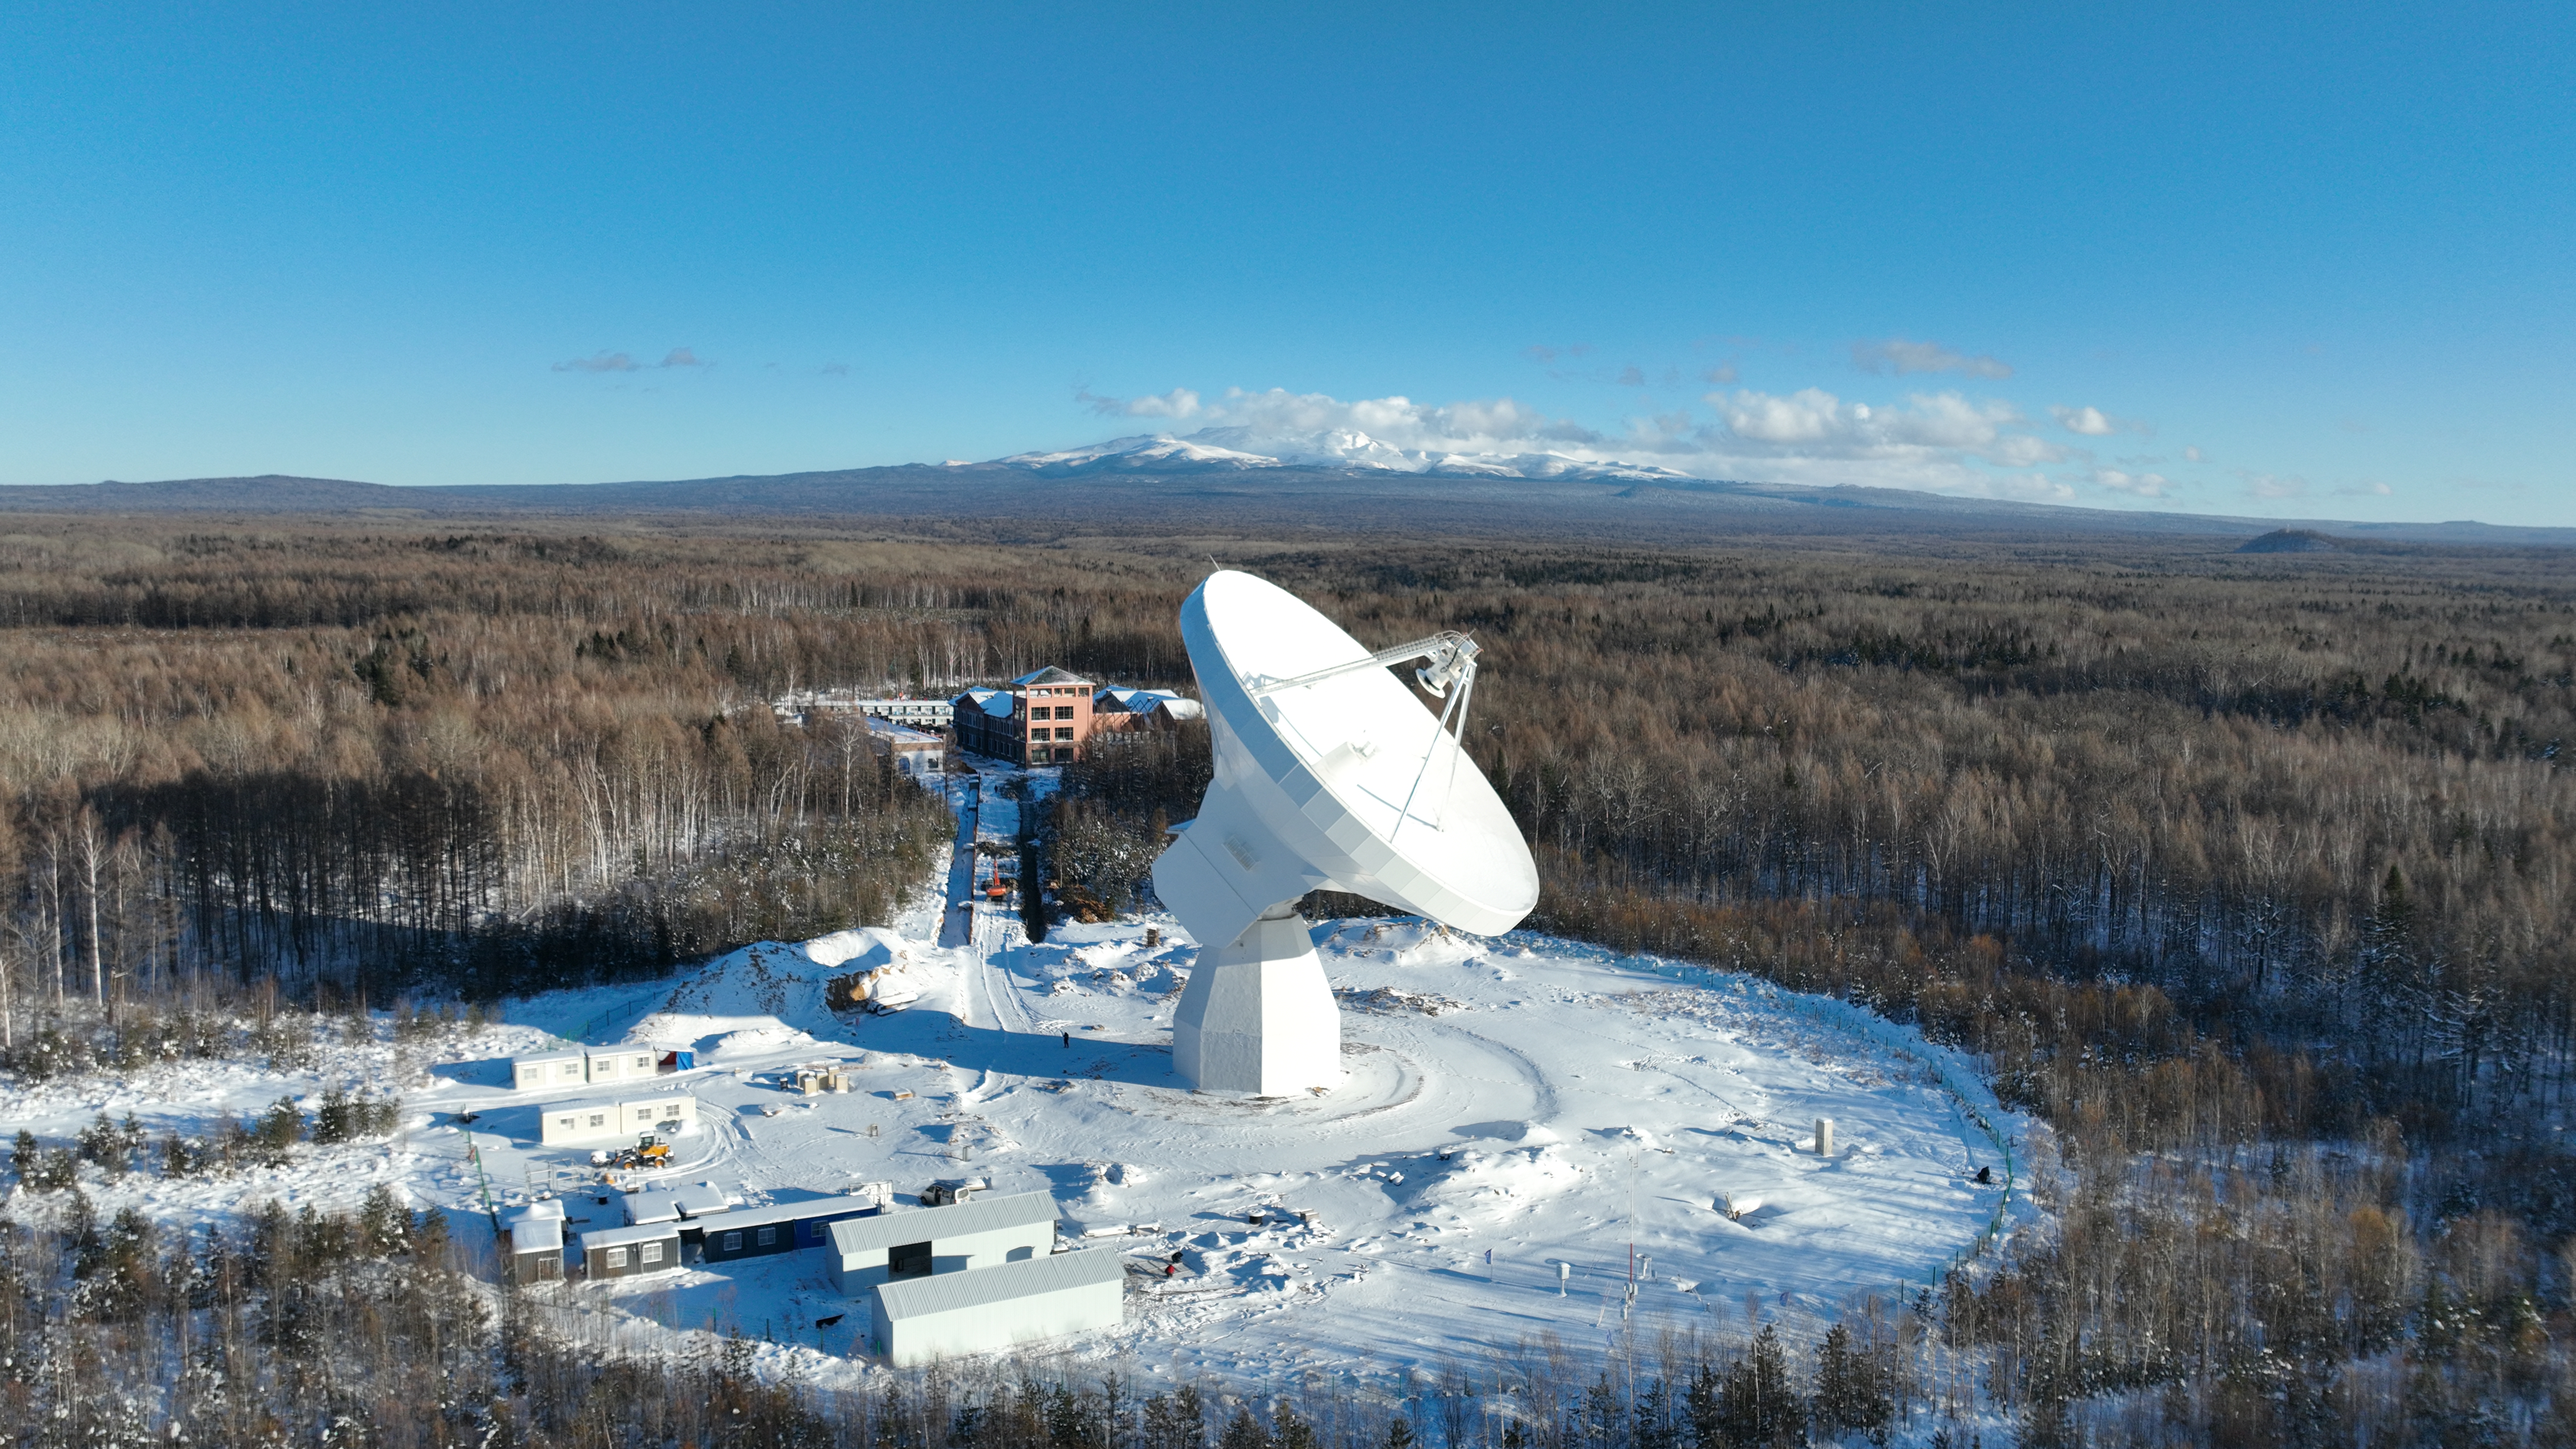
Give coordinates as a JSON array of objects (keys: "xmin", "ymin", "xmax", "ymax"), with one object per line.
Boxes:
[{"xmin": 606, "ymin": 1134, "xmax": 671, "ymax": 1170}]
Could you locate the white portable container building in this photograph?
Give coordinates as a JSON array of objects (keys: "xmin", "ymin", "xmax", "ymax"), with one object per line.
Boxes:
[
  {"xmin": 538, "ymin": 1101, "xmax": 624, "ymax": 1147},
  {"xmin": 825, "ymin": 1190, "xmax": 1058, "ymax": 1294},
  {"xmin": 615, "ymin": 1094, "xmax": 697, "ymax": 1135},
  {"xmin": 868, "ymin": 1249, "xmax": 1125, "ymax": 1365},
  {"xmin": 536, "ymin": 1094, "xmax": 696, "ymax": 1148},
  {"xmin": 585, "ymin": 1047, "xmax": 658, "ymax": 1085},
  {"xmin": 512, "ymin": 1051, "xmax": 589, "ymax": 1092}
]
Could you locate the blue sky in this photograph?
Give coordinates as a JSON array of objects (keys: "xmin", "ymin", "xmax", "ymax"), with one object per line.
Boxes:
[{"xmin": 3, "ymin": 3, "xmax": 2569, "ymax": 522}]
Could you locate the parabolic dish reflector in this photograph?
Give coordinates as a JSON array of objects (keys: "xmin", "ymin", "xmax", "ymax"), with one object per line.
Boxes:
[{"xmin": 1151, "ymin": 570, "xmax": 1540, "ymax": 950}]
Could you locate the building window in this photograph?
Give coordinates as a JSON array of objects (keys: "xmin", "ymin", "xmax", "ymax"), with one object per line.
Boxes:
[
  {"xmin": 757, "ymin": 1226, "xmax": 776, "ymax": 1246},
  {"xmin": 587, "ymin": 1114, "xmax": 606, "ymax": 1128},
  {"xmin": 890, "ymin": 1240, "xmax": 933, "ymax": 1278},
  {"xmin": 1055, "ymin": 705, "xmax": 1074, "ymax": 720},
  {"xmin": 642, "ymin": 1242, "xmax": 664, "ymax": 1264},
  {"xmin": 604, "ymin": 1248, "xmax": 628, "ymax": 1268},
  {"xmin": 723, "ymin": 1232, "xmax": 741, "ymax": 1252}
]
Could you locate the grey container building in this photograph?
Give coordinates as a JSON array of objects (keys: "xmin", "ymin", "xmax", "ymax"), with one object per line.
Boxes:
[
  {"xmin": 502, "ymin": 1215, "xmax": 564, "ymax": 1284},
  {"xmin": 581, "ymin": 1222, "xmax": 683, "ymax": 1280},
  {"xmin": 696, "ymin": 1194, "xmax": 881, "ymax": 1265},
  {"xmin": 868, "ymin": 1249, "xmax": 1125, "ymax": 1365},
  {"xmin": 825, "ymin": 1190, "xmax": 1059, "ymax": 1294}
]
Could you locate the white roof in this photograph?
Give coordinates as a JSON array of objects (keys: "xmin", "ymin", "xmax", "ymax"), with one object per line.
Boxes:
[
  {"xmin": 580, "ymin": 1222, "xmax": 680, "ymax": 1252},
  {"xmin": 1154, "ymin": 698, "xmax": 1205, "ymax": 721},
  {"xmin": 538, "ymin": 1098, "xmax": 617, "ymax": 1117},
  {"xmin": 1095, "ymin": 686, "xmax": 1178, "ymax": 711},
  {"xmin": 515, "ymin": 1049, "xmax": 585, "ymax": 1065},
  {"xmin": 672, "ymin": 1185, "xmax": 732, "ymax": 1217},
  {"xmin": 828, "ymin": 1191, "xmax": 1057, "ymax": 1256},
  {"xmin": 505, "ymin": 1199, "xmax": 565, "ymax": 1225},
  {"xmin": 873, "ymin": 1248, "xmax": 1125, "ymax": 1320},
  {"xmin": 867, "ymin": 718, "xmax": 943, "ymax": 745},
  {"xmin": 506, "ymin": 1218, "xmax": 563, "ymax": 1253},
  {"xmin": 699, "ymin": 1193, "xmax": 877, "ymax": 1232},
  {"xmin": 955, "ymin": 687, "xmax": 1015, "ymax": 720},
  {"xmin": 624, "ymin": 1191, "xmax": 682, "ymax": 1225}
]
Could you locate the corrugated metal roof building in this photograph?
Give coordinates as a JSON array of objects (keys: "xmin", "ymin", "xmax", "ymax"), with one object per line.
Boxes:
[
  {"xmin": 867, "ymin": 1249, "xmax": 1125, "ymax": 1365},
  {"xmin": 825, "ymin": 1190, "xmax": 1060, "ymax": 1294}
]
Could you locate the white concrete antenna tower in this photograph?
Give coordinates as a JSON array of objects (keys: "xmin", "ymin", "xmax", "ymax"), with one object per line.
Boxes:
[{"xmin": 1151, "ymin": 570, "xmax": 1540, "ymax": 1095}]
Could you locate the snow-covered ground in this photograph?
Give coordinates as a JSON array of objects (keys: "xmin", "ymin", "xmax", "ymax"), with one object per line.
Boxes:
[{"xmin": 1, "ymin": 764, "xmax": 2025, "ymax": 1389}]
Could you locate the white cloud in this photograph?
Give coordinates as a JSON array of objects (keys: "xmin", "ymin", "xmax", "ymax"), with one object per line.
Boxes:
[
  {"xmin": 1851, "ymin": 337, "xmax": 2012, "ymax": 379},
  {"xmin": 554, "ymin": 347, "xmax": 709, "ymax": 373},
  {"xmin": 1078, "ymin": 386, "xmax": 1203, "ymax": 418},
  {"xmin": 1050, "ymin": 378, "xmax": 2138, "ymax": 503},
  {"xmin": 2053, "ymin": 404, "xmax": 2119, "ymax": 436},
  {"xmin": 2183, "ymin": 445, "xmax": 2206, "ymax": 463},
  {"xmin": 2241, "ymin": 473, "xmax": 2309, "ymax": 500},
  {"xmin": 2093, "ymin": 468, "xmax": 2175, "ymax": 498},
  {"xmin": 1703, "ymin": 363, "xmax": 1738, "ymax": 384},
  {"xmin": 2334, "ymin": 480, "xmax": 2394, "ymax": 497}
]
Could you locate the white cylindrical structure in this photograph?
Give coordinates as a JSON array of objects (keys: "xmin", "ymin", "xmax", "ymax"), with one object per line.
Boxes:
[
  {"xmin": 1172, "ymin": 906, "xmax": 1341, "ymax": 1096},
  {"xmin": 1814, "ymin": 1118, "xmax": 1835, "ymax": 1157}
]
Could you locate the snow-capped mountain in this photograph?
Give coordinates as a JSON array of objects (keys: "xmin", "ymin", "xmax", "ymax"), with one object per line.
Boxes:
[{"xmin": 994, "ymin": 427, "xmax": 1702, "ymax": 483}]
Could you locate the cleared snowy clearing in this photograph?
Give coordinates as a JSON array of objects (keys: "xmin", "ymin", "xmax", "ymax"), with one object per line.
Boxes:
[{"xmin": 4, "ymin": 880, "xmax": 2023, "ymax": 1396}]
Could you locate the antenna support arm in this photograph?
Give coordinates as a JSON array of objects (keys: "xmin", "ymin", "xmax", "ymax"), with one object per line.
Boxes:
[{"xmin": 1248, "ymin": 631, "xmax": 1480, "ymax": 699}]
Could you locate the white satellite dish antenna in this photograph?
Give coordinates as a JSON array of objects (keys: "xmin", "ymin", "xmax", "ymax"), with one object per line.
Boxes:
[{"xmin": 1153, "ymin": 570, "xmax": 1539, "ymax": 1094}]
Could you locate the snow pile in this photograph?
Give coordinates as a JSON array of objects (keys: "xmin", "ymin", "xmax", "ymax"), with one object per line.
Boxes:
[{"xmin": 624, "ymin": 930, "xmax": 940, "ymax": 1050}]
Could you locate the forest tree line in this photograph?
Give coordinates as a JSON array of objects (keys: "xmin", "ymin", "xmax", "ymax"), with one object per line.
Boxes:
[{"xmin": 4, "ymin": 516, "xmax": 2576, "ymax": 1441}]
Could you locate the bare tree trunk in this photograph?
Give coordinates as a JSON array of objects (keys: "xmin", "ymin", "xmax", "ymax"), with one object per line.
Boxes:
[
  {"xmin": 77, "ymin": 806, "xmax": 106, "ymax": 1015},
  {"xmin": 44, "ymin": 835, "xmax": 64, "ymax": 1007}
]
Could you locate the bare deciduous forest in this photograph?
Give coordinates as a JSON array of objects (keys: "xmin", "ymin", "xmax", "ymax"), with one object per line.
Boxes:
[{"xmin": 4, "ymin": 514, "xmax": 2574, "ymax": 1444}]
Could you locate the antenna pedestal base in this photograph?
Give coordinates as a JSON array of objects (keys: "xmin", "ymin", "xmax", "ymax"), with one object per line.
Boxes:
[{"xmin": 1175, "ymin": 910, "xmax": 1341, "ymax": 1096}]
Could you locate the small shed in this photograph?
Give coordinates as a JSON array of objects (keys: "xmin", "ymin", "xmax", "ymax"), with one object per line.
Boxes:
[
  {"xmin": 699, "ymin": 1194, "xmax": 881, "ymax": 1265},
  {"xmin": 826, "ymin": 1190, "xmax": 1058, "ymax": 1294},
  {"xmin": 660, "ymin": 1048, "xmax": 696, "ymax": 1072},
  {"xmin": 624, "ymin": 1190, "xmax": 683, "ymax": 1226},
  {"xmin": 585, "ymin": 1047, "xmax": 657, "ymax": 1085},
  {"xmin": 868, "ymin": 1249, "xmax": 1125, "ymax": 1365},
  {"xmin": 581, "ymin": 1222, "xmax": 683, "ymax": 1280},
  {"xmin": 671, "ymin": 1184, "xmax": 733, "ymax": 1220},
  {"xmin": 502, "ymin": 1209, "xmax": 564, "ymax": 1283},
  {"xmin": 512, "ymin": 1051, "xmax": 589, "ymax": 1092}
]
